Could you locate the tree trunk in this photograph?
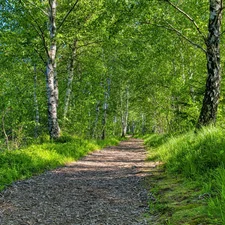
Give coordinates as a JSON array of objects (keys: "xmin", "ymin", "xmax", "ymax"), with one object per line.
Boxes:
[
  {"xmin": 2, "ymin": 109, "xmax": 9, "ymax": 150},
  {"xmin": 46, "ymin": 0, "xmax": 60, "ymax": 139},
  {"xmin": 197, "ymin": 0, "xmax": 222, "ymax": 127},
  {"xmin": 101, "ymin": 102, "xmax": 107, "ymax": 140},
  {"xmin": 141, "ymin": 113, "xmax": 146, "ymax": 135},
  {"xmin": 101, "ymin": 78, "xmax": 110, "ymax": 140},
  {"xmin": 63, "ymin": 39, "xmax": 77, "ymax": 119},
  {"xmin": 33, "ymin": 65, "xmax": 40, "ymax": 138},
  {"xmin": 121, "ymin": 87, "xmax": 129, "ymax": 137},
  {"xmin": 92, "ymin": 101, "xmax": 100, "ymax": 139}
]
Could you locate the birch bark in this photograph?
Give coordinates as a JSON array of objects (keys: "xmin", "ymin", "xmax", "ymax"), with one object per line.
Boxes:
[
  {"xmin": 33, "ymin": 65, "xmax": 40, "ymax": 138},
  {"xmin": 197, "ymin": 0, "xmax": 222, "ymax": 127},
  {"xmin": 101, "ymin": 78, "xmax": 111, "ymax": 140},
  {"xmin": 63, "ymin": 40, "xmax": 77, "ymax": 119},
  {"xmin": 92, "ymin": 101, "xmax": 100, "ymax": 139},
  {"xmin": 121, "ymin": 87, "xmax": 129, "ymax": 137},
  {"xmin": 101, "ymin": 102, "xmax": 107, "ymax": 140},
  {"xmin": 46, "ymin": 0, "xmax": 60, "ymax": 139}
]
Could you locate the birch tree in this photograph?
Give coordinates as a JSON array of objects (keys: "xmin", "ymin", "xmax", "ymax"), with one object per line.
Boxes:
[
  {"xmin": 197, "ymin": 0, "xmax": 223, "ymax": 127},
  {"xmin": 33, "ymin": 65, "xmax": 40, "ymax": 138},
  {"xmin": 159, "ymin": 0, "xmax": 223, "ymax": 127},
  {"xmin": 121, "ymin": 86, "xmax": 129, "ymax": 137},
  {"xmin": 46, "ymin": 0, "xmax": 60, "ymax": 139},
  {"xmin": 63, "ymin": 39, "xmax": 77, "ymax": 120}
]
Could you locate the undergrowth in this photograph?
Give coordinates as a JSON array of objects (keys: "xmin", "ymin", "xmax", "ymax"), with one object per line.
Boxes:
[
  {"xmin": 0, "ymin": 135, "xmax": 120, "ymax": 191},
  {"xmin": 144, "ymin": 126, "xmax": 225, "ymax": 224}
]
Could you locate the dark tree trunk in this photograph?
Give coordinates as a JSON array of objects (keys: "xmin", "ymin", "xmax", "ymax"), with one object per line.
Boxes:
[{"xmin": 197, "ymin": 0, "xmax": 222, "ymax": 127}]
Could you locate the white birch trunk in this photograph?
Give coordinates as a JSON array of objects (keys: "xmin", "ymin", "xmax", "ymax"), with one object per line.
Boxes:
[
  {"xmin": 141, "ymin": 113, "xmax": 146, "ymax": 135},
  {"xmin": 121, "ymin": 87, "xmax": 129, "ymax": 137},
  {"xmin": 92, "ymin": 101, "xmax": 100, "ymax": 139},
  {"xmin": 63, "ymin": 40, "xmax": 77, "ymax": 119},
  {"xmin": 121, "ymin": 91, "xmax": 125, "ymax": 137},
  {"xmin": 46, "ymin": 0, "xmax": 60, "ymax": 139},
  {"xmin": 33, "ymin": 65, "xmax": 40, "ymax": 138},
  {"xmin": 101, "ymin": 101, "xmax": 107, "ymax": 140},
  {"xmin": 101, "ymin": 78, "xmax": 110, "ymax": 140},
  {"xmin": 2, "ymin": 109, "xmax": 9, "ymax": 150}
]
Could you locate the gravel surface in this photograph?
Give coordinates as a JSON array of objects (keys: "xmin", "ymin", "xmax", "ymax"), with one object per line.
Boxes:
[{"xmin": 0, "ymin": 138, "xmax": 155, "ymax": 225}]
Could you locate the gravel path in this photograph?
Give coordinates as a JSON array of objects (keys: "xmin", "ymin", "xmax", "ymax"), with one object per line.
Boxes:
[{"xmin": 0, "ymin": 138, "xmax": 155, "ymax": 225}]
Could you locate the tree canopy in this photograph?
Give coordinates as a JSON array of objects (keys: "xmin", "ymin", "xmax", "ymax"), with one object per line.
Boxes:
[{"xmin": 1, "ymin": 0, "xmax": 225, "ymax": 143}]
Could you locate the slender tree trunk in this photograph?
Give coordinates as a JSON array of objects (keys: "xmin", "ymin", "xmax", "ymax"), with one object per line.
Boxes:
[
  {"xmin": 46, "ymin": 0, "xmax": 60, "ymax": 139},
  {"xmin": 121, "ymin": 92, "xmax": 125, "ymax": 138},
  {"xmin": 92, "ymin": 101, "xmax": 100, "ymax": 138},
  {"xmin": 101, "ymin": 102, "xmax": 107, "ymax": 140},
  {"xmin": 113, "ymin": 116, "xmax": 117, "ymax": 136},
  {"xmin": 197, "ymin": 0, "xmax": 222, "ymax": 127},
  {"xmin": 33, "ymin": 65, "xmax": 40, "ymax": 138},
  {"xmin": 63, "ymin": 39, "xmax": 77, "ymax": 119},
  {"xmin": 101, "ymin": 78, "xmax": 110, "ymax": 140},
  {"xmin": 121, "ymin": 87, "xmax": 129, "ymax": 137},
  {"xmin": 2, "ymin": 109, "xmax": 9, "ymax": 150},
  {"xmin": 131, "ymin": 121, "xmax": 135, "ymax": 135},
  {"xmin": 141, "ymin": 113, "xmax": 146, "ymax": 135}
]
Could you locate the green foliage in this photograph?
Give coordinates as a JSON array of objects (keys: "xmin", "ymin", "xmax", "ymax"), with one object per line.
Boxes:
[
  {"xmin": 145, "ymin": 173, "xmax": 213, "ymax": 225},
  {"xmin": 0, "ymin": 136, "xmax": 120, "ymax": 191},
  {"xmin": 144, "ymin": 127, "xmax": 225, "ymax": 223},
  {"xmin": 143, "ymin": 133, "xmax": 171, "ymax": 148},
  {"xmin": 208, "ymin": 167, "xmax": 225, "ymax": 224},
  {"xmin": 145, "ymin": 127, "xmax": 225, "ymax": 177}
]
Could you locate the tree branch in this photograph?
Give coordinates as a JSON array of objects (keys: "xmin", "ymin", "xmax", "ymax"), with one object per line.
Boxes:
[
  {"xmin": 19, "ymin": 0, "xmax": 49, "ymax": 57},
  {"xmin": 76, "ymin": 41, "xmax": 103, "ymax": 49},
  {"xmin": 34, "ymin": 48, "xmax": 46, "ymax": 65},
  {"xmin": 165, "ymin": 22, "xmax": 206, "ymax": 53},
  {"xmin": 164, "ymin": 0, "xmax": 206, "ymax": 43},
  {"xmin": 144, "ymin": 21, "xmax": 206, "ymax": 53},
  {"xmin": 25, "ymin": 0, "xmax": 48, "ymax": 16},
  {"xmin": 58, "ymin": 0, "xmax": 79, "ymax": 31}
]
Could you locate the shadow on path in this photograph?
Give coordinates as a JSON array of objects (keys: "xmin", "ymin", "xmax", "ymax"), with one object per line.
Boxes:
[{"xmin": 0, "ymin": 138, "xmax": 155, "ymax": 225}]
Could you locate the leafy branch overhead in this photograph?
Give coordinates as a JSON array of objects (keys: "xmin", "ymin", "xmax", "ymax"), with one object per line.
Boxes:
[{"xmin": 0, "ymin": 0, "xmax": 225, "ymax": 141}]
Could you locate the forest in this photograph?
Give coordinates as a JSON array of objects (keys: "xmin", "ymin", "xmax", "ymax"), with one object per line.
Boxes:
[{"xmin": 1, "ymin": 0, "xmax": 225, "ymax": 224}]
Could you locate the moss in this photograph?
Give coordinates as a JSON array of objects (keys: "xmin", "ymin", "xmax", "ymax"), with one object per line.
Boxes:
[
  {"xmin": 145, "ymin": 166, "xmax": 212, "ymax": 225},
  {"xmin": 143, "ymin": 128, "xmax": 225, "ymax": 223}
]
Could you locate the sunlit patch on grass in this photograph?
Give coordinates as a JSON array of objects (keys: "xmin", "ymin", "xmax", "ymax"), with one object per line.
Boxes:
[
  {"xmin": 143, "ymin": 126, "xmax": 225, "ymax": 224},
  {"xmin": 0, "ymin": 136, "xmax": 120, "ymax": 191}
]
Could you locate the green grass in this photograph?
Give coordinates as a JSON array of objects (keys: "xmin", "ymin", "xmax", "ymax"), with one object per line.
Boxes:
[
  {"xmin": 0, "ymin": 135, "xmax": 120, "ymax": 191},
  {"xmin": 145, "ymin": 172, "xmax": 213, "ymax": 225},
  {"xmin": 143, "ymin": 127, "xmax": 225, "ymax": 224}
]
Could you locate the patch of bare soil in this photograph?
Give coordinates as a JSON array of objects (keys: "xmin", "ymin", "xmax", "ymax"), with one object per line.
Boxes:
[{"xmin": 0, "ymin": 138, "xmax": 156, "ymax": 225}]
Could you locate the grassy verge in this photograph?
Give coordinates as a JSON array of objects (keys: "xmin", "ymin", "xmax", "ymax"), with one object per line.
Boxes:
[
  {"xmin": 0, "ymin": 135, "xmax": 120, "ymax": 191},
  {"xmin": 143, "ymin": 127, "xmax": 225, "ymax": 224}
]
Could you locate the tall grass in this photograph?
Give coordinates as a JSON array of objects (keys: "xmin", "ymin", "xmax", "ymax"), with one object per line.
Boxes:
[
  {"xmin": 207, "ymin": 167, "xmax": 225, "ymax": 224},
  {"xmin": 144, "ymin": 127, "xmax": 225, "ymax": 223},
  {"xmin": 0, "ymin": 135, "xmax": 120, "ymax": 191}
]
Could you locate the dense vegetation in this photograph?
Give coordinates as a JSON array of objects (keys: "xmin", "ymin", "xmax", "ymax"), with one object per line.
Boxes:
[
  {"xmin": 1, "ymin": 0, "xmax": 225, "ymax": 223},
  {"xmin": 144, "ymin": 127, "xmax": 225, "ymax": 224},
  {"xmin": 1, "ymin": 0, "xmax": 224, "ymax": 143},
  {"xmin": 0, "ymin": 135, "xmax": 120, "ymax": 191}
]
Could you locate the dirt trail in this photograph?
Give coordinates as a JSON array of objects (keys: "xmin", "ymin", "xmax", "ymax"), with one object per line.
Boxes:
[{"xmin": 0, "ymin": 138, "xmax": 156, "ymax": 225}]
